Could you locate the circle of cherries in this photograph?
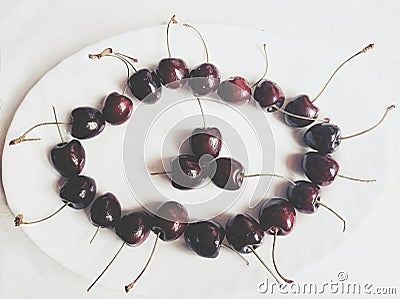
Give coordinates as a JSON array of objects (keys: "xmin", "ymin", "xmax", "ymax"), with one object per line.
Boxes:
[{"xmin": 10, "ymin": 15, "xmax": 395, "ymax": 292}]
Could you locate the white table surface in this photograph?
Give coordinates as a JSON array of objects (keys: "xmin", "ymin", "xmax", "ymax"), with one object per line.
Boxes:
[{"xmin": 1, "ymin": 1, "xmax": 399, "ymax": 298}]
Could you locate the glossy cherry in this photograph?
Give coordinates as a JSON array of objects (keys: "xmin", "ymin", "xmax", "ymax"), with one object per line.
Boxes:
[
  {"xmin": 60, "ymin": 175, "xmax": 96, "ymax": 209},
  {"xmin": 217, "ymin": 76, "xmax": 251, "ymax": 105},
  {"xmin": 184, "ymin": 220, "xmax": 225, "ymax": 258},
  {"xmin": 151, "ymin": 201, "xmax": 189, "ymax": 241},
  {"xmin": 50, "ymin": 139, "xmax": 85, "ymax": 178},
  {"xmin": 302, "ymin": 152, "xmax": 339, "ymax": 186},
  {"xmin": 170, "ymin": 154, "xmax": 205, "ymax": 190},
  {"xmin": 209, "ymin": 157, "xmax": 245, "ymax": 190},
  {"xmin": 287, "ymin": 180, "xmax": 320, "ymax": 214},
  {"xmin": 189, "ymin": 127, "xmax": 222, "ymax": 159},
  {"xmin": 71, "ymin": 107, "xmax": 105, "ymax": 139},
  {"xmin": 90, "ymin": 193, "xmax": 122, "ymax": 228},
  {"xmin": 156, "ymin": 15, "xmax": 189, "ymax": 89},
  {"xmin": 304, "ymin": 105, "xmax": 395, "ymax": 153},
  {"xmin": 184, "ymin": 23, "xmax": 220, "ymax": 96},
  {"xmin": 128, "ymin": 69, "xmax": 162, "ymax": 104},
  {"xmin": 115, "ymin": 211, "xmax": 152, "ymax": 246},
  {"xmin": 102, "ymin": 92, "xmax": 133, "ymax": 125},
  {"xmin": 259, "ymin": 198, "xmax": 296, "ymax": 283}
]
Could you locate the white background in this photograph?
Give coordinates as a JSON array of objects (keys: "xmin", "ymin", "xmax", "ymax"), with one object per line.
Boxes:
[{"xmin": 0, "ymin": 1, "xmax": 399, "ymax": 298}]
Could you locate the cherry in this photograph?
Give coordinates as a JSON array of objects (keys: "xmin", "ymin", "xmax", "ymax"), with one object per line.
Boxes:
[
  {"xmin": 71, "ymin": 107, "xmax": 105, "ymax": 139},
  {"xmin": 50, "ymin": 139, "xmax": 85, "ymax": 178},
  {"xmin": 283, "ymin": 44, "xmax": 374, "ymax": 127},
  {"xmin": 225, "ymin": 214, "xmax": 280, "ymax": 283},
  {"xmin": 170, "ymin": 154, "xmax": 206, "ymax": 190},
  {"xmin": 304, "ymin": 105, "xmax": 395, "ymax": 153},
  {"xmin": 189, "ymin": 97, "xmax": 222, "ymax": 160},
  {"xmin": 102, "ymin": 92, "xmax": 133, "ymax": 125},
  {"xmin": 217, "ymin": 76, "xmax": 251, "ymax": 105},
  {"xmin": 89, "ymin": 192, "xmax": 122, "ymax": 243},
  {"xmin": 60, "ymin": 175, "xmax": 96, "ymax": 209},
  {"xmin": 151, "ymin": 201, "xmax": 189, "ymax": 241},
  {"xmin": 184, "ymin": 23, "xmax": 220, "ymax": 96},
  {"xmin": 209, "ymin": 157, "xmax": 295, "ymax": 191},
  {"xmin": 184, "ymin": 220, "xmax": 225, "ymax": 258},
  {"xmin": 302, "ymin": 151, "xmax": 375, "ymax": 186},
  {"xmin": 87, "ymin": 210, "xmax": 152, "ymax": 292},
  {"xmin": 156, "ymin": 15, "xmax": 189, "ymax": 89},
  {"xmin": 210, "ymin": 157, "xmax": 244, "ymax": 190},
  {"xmin": 287, "ymin": 180, "xmax": 346, "ymax": 231},
  {"xmin": 259, "ymin": 198, "xmax": 296, "ymax": 283},
  {"xmin": 128, "ymin": 69, "xmax": 162, "ymax": 104},
  {"xmin": 253, "ymin": 44, "xmax": 285, "ymax": 112}
]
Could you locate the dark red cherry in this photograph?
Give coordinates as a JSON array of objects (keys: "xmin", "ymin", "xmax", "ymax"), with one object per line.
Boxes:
[
  {"xmin": 102, "ymin": 92, "xmax": 133, "ymax": 125},
  {"xmin": 217, "ymin": 76, "xmax": 251, "ymax": 104},
  {"xmin": 184, "ymin": 220, "xmax": 225, "ymax": 258},
  {"xmin": 115, "ymin": 211, "xmax": 151, "ymax": 246},
  {"xmin": 189, "ymin": 127, "xmax": 222, "ymax": 160},
  {"xmin": 304, "ymin": 123, "xmax": 341, "ymax": 154},
  {"xmin": 188, "ymin": 63, "xmax": 220, "ymax": 96},
  {"xmin": 71, "ymin": 107, "xmax": 105, "ymax": 139},
  {"xmin": 59, "ymin": 175, "xmax": 96, "ymax": 209},
  {"xmin": 225, "ymin": 214, "xmax": 264, "ymax": 253},
  {"xmin": 302, "ymin": 152, "xmax": 339, "ymax": 186},
  {"xmin": 50, "ymin": 139, "xmax": 85, "ymax": 178},
  {"xmin": 90, "ymin": 193, "xmax": 122, "ymax": 228},
  {"xmin": 170, "ymin": 155, "xmax": 205, "ymax": 190},
  {"xmin": 210, "ymin": 157, "xmax": 244, "ymax": 190},
  {"xmin": 254, "ymin": 80, "xmax": 285, "ymax": 112},
  {"xmin": 128, "ymin": 69, "xmax": 162, "ymax": 104},
  {"xmin": 287, "ymin": 180, "xmax": 320, "ymax": 214},
  {"xmin": 151, "ymin": 201, "xmax": 189, "ymax": 241},
  {"xmin": 283, "ymin": 95, "xmax": 319, "ymax": 127},
  {"xmin": 259, "ymin": 198, "xmax": 296, "ymax": 236},
  {"xmin": 157, "ymin": 58, "xmax": 189, "ymax": 89}
]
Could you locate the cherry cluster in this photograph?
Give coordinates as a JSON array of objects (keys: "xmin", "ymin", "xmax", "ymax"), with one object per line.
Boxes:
[{"xmin": 10, "ymin": 15, "xmax": 395, "ymax": 292}]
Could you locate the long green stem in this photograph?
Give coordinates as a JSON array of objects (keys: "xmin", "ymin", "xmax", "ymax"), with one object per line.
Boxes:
[
  {"xmin": 221, "ymin": 243, "xmax": 249, "ymax": 266},
  {"xmin": 251, "ymin": 44, "xmax": 269, "ymax": 88},
  {"xmin": 247, "ymin": 245, "xmax": 280, "ymax": 284},
  {"xmin": 14, "ymin": 202, "xmax": 68, "ymax": 226},
  {"xmin": 337, "ymin": 174, "xmax": 376, "ymax": 183},
  {"xmin": 9, "ymin": 121, "xmax": 70, "ymax": 145},
  {"xmin": 243, "ymin": 173, "xmax": 296, "ymax": 186},
  {"xmin": 87, "ymin": 242, "xmax": 126, "ymax": 292},
  {"xmin": 272, "ymin": 104, "xmax": 330, "ymax": 123},
  {"xmin": 52, "ymin": 106, "xmax": 64, "ymax": 143},
  {"xmin": 196, "ymin": 97, "xmax": 206, "ymax": 129},
  {"xmin": 272, "ymin": 228, "xmax": 293, "ymax": 283},
  {"xmin": 183, "ymin": 23, "xmax": 209, "ymax": 63},
  {"xmin": 312, "ymin": 43, "xmax": 374, "ymax": 103},
  {"xmin": 316, "ymin": 200, "xmax": 346, "ymax": 232},
  {"xmin": 125, "ymin": 233, "xmax": 160, "ymax": 293},
  {"xmin": 339, "ymin": 105, "xmax": 395, "ymax": 140},
  {"xmin": 166, "ymin": 15, "xmax": 178, "ymax": 57}
]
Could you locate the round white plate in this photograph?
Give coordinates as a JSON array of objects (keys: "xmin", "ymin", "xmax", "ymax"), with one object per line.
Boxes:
[{"xmin": 2, "ymin": 24, "xmax": 394, "ymax": 298}]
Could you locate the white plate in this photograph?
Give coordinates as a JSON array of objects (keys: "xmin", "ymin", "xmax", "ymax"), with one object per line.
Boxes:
[{"xmin": 2, "ymin": 24, "xmax": 394, "ymax": 297}]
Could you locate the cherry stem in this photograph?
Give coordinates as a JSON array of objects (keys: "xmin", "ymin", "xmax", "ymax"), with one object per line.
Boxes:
[
  {"xmin": 88, "ymin": 48, "xmax": 138, "ymax": 95},
  {"xmin": 150, "ymin": 171, "xmax": 171, "ymax": 176},
  {"xmin": 89, "ymin": 226, "xmax": 100, "ymax": 244},
  {"xmin": 166, "ymin": 15, "xmax": 178, "ymax": 58},
  {"xmin": 196, "ymin": 97, "xmax": 207, "ymax": 129},
  {"xmin": 337, "ymin": 174, "xmax": 376, "ymax": 183},
  {"xmin": 272, "ymin": 104, "xmax": 330, "ymax": 123},
  {"xmin": 315, "ymin": 200, "xmax": 346, "ymax": 232},
  {"xmin": 339, "ymin": 105, "xmax": 395, "ymax": 140},
  {"xmin": 243, "ymin": 173, "xmax": 296, "ymax": 186},
  {"xmin": 52, "ymin": 106, "xmax": 64, "ymax": 143},
  {"xmin": 9, "ymin": 121, "xmax": 71, "ymax": 146},
  {"xmin": 312, "ymin": 43, "xmax": 374, "ymax": 103},
  {"xmin": 87, "ymin": 242, "xmax": 126, "ymax": 292},
  {"xmin": 251, "ymin": 44, "xmax": 269, "ymax": 88},
  {"xmin": 183, "ymin": 23, "xmax": 209, "ymax": 63},
  {"xmin": 221, "ymin": 243, "xmax": 250, "ymax": 266},
  {"xmin": 14, "ymin": 202, "xmax": 68, "ymax": 227},
  {"xmin": 272, "ymin": 228, "xmax": 294, "ymax": 283},
  {"xmin": 247, "ymin": 245, "xmax": 280, "ymax": 284},
  {"xmin": 125, "ymin": 232, "xmax": 160, "ymax": 293}
]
